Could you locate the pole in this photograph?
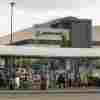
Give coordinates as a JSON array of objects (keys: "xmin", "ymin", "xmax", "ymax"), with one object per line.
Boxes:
[
  {"xmin": 10, "ymin": 4, "xmax": 13, "ymax": 43},
  {"xmin": 9, "ymin": 1, "xmax": 16, "ymax": 90},
  {"xmin": 10, "ymin": 1, "xmax": 15, "ymax": 43}
]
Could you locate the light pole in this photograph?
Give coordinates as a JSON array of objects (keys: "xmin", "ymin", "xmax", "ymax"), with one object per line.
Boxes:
[
  {"xmin": 9, "ymin": 0, "xmax": 16, "ymax": 89},
  {"xmin": 9, "ymin": 0, "xmax": 16, "ymax": 43}
]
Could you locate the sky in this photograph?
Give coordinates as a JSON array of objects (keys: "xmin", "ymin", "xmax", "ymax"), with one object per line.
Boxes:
[{"xmin": 0, "ymin": 0, "xmax": 100, "ymax": 36}]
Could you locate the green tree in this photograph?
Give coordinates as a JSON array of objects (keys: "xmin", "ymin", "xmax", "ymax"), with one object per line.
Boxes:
[
  {"xmin": 61, "ymin": 32, "xmax": 71, "ymax": 47},
  {"xmin": 15, "ymin": 58, "xmax": 33, "ymax": 66}
]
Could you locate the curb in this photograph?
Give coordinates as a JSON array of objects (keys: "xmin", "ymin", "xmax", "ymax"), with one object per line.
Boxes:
[{"xmin": 0, "ymin": 90, "xmax": 99, "ymax": 95}]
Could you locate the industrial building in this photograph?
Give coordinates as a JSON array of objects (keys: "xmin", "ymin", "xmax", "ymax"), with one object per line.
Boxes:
[
  {"xmin": 0, "ymin": 16, "xmax": 99, "ymax": 89},
  {"xmin": 0, "ymin": 16, "xmax": 92, "ymax": 48}
]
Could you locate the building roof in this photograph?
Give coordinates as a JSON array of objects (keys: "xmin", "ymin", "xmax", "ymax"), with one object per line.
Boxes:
[
  {"xmin": 0, "ymin": 28, "xmax": 65, "ymax": 45},
  {"xmin": 0, "ymin": 32, "xmax": 33, "ymax": 45},
  {"xmin": 33, "ymin": 16, "xmax": 91, "ymax": 29}
]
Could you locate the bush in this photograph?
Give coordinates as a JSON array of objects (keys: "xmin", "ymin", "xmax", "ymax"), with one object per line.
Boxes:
[{"xmin": 20, "ymin": 80, "xmax": 33, "ymax": 89}]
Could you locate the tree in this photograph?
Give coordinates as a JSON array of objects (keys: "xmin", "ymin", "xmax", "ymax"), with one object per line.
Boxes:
[
  {"xmin": 61, "ymin": 32, "xmax": 71, "ymax": 47},
  {"xmin": 15, "ymin": 58, "xmax": 33, "ymax": 66}
]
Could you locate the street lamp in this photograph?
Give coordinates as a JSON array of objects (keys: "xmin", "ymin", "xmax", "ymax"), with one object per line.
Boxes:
[
  {"xmin": 9, "ymin": 0, "xmax": 16, "ymax": 90},
  {"xmin": 9, "ymin": 0, "xmax": 16, "ymax": 43}
]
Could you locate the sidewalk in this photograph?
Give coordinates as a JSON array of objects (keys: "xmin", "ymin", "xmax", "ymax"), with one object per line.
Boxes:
[{"xmin": 0, "ymin": 88, "xmax": 100, "ymax": 95}]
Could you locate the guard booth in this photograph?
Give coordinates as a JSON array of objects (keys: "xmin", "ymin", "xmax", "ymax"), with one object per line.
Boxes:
[{"xmin": 0, "ymin": 46, "xmax": 100, "ymax": 90}]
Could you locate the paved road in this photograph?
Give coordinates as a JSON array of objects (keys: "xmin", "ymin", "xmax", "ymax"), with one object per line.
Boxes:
[
  {"xmin": 0, "ymin": 88, "xmax": 100, "ymax": 94},
  {"xmin": 0, "ymin": 94, "xmax": 100, "ymax": 100}
]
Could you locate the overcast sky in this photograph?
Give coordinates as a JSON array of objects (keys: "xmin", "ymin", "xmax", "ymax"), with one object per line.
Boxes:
[{"xmin": 0, "ymin": 0, "xmax": 99, "ymax": 36}]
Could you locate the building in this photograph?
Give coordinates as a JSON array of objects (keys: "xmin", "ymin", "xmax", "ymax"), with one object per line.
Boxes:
[
  {"xmin": 0, "ymin": 16, "xmax": 99, "ymax": 89},
  {"xmin": 33, "ymin": 16, "xmax": 92, "ymax": 48},
  {"xmin": 0, "ymin": 16, "xmax": 92, "ymax": 48}
]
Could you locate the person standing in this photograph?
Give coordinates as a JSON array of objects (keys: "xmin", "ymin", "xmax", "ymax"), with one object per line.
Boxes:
[
  {"xmin": 40, "ymin": 73, "xmax": 47, "ymax": 90},
  {"xmin": 57, "ymin": 73, "xmax": 65, "ymax": 88}
]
